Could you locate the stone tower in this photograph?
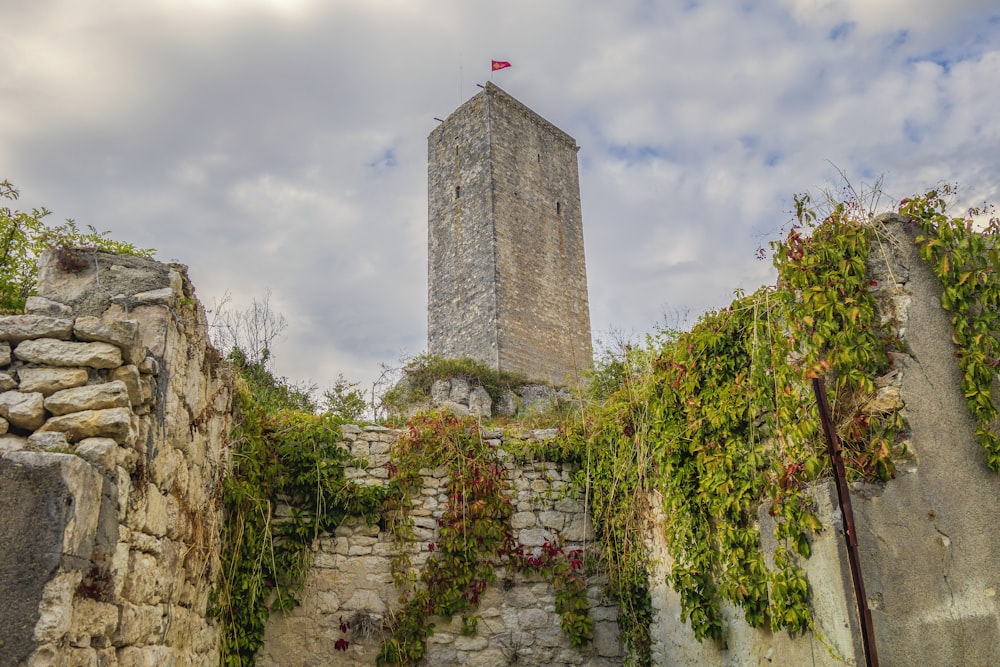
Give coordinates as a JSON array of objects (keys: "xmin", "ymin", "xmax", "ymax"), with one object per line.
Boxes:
[{"xmin": 427, "ymin": 82, "xmax": 592, "ymax": 385}]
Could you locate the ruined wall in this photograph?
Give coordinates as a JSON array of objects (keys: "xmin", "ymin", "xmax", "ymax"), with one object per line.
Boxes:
[
  {"xmin": 5, "ymin": 215, "xmax": 1000, "ymax": 667},
  {"xmin": 427, "ymin": 83, "xmax": 593, "ymax": 386},
  {"xmin": 258, "ymin": 426, "xmax": 622, "ymax": 667},
  {"xmin": 0, "ymin": 250, "xmax": 230, "ymax": 667},
  {"xmin": 647, "ymin": 216, "xmax": 1000, "ymax": 666}
]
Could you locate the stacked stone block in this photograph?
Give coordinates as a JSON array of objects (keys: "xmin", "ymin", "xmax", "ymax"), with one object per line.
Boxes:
[
  {"xmin": 398, "ymin": 377, "xmax": 576, "ymax": 420},
  {"xmin": 258, "ymin": 427, "xmax": 621, "ymax": 667},
  {"xmin": 0, "ymin": 250, "xmax": 229, "ymax": 667}
]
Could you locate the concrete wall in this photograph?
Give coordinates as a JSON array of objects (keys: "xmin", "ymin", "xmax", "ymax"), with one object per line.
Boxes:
[
  {"xmin": 647, "ymin": 217, "xmax": 1000, "ymax": 666},
  {"xmin": 856, "ymin": 217, "xmax": 1000, "ymax": 665},
  {"xmin": 427, "ymin": 83, "xmax": 593, "ymax": 386},
  {"xmin": 0, "ymin": 250, "xmax": 230, "ymax": 667}
]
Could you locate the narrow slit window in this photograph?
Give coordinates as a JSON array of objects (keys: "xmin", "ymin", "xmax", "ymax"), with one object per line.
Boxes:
[
  {"xmin": 556, "ymin": 201, "xmax": 561, "ymax": 215},
  {"xmin": 455, "ymin": 186, "xmax": 461, "ymax": 199}
]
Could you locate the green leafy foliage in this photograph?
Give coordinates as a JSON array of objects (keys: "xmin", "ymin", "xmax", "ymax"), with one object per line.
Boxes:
[
  {"xmin": 212, "ymin": 376, "xmax": 392, "ymax": 666},
  {"xmin": 227, "ymin": 347, "xmax": 316, "ymax": 415},
  {"xmin": 323, "ymin": 374, "xmax": 369, "ymax": 422},
  {"xmin": 574, "ymin": 187, "xmax": 912, "ymax": 663},
  {"xmin": 0, "ymin": 179, "xmax": 154, "ymax": 312},
  {"xmin": 902, "ymin": 187, "xmax": 1000, "ymax": 470}
]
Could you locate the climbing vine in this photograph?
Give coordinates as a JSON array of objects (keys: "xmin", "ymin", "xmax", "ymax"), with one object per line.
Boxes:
[
  {"xmin": 578, "ymin": 188, "xmax": 911, "ymax": 664},
  {"xmin": 212, "ymin": 383, "xmax": 392, "ymax": 667},
  {"xmin": 901, "ymin": 187, "xmax": 1000, "ymax": 470},
  {"xmin": 377, "ymin": 413, "xmax": 592, "ymax": 666},
  {"xmin": 210, "ymin": 185, "xmax": 1000, "ymax": 667}
]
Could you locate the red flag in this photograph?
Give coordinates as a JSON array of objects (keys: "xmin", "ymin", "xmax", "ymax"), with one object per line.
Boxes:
[{"xmin": 491, "ymin": 60, "xmax": 512, "ymax": 71}]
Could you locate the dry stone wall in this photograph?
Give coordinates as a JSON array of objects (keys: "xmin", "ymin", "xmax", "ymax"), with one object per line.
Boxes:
[
  {"xmin": 0, "ymin": 250, "xmax": 230, "ymax": 667},
  {"xmin": 258, "ymin": 426, "xmax": 622, "ymax": 667}
]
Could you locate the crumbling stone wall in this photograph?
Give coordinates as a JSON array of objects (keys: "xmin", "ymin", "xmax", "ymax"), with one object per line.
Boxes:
[
  {"xmin": 5, "ymin": 216, "xmax": 1000, "ymax": 667},
  {"xmin": 0, "ymin": 250, "xmax": 230, "ymax": 667},
  {"xmin": 258, "ymin": 426, "xmax": 622, "ymax": 667}
]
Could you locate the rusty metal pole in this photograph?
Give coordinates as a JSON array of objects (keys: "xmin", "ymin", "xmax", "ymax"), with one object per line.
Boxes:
[{"xmin": 811, "ymin": 376, "xmax": 879, "ymax": 667}]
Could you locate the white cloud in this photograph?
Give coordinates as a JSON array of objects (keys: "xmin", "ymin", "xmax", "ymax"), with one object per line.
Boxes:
[{"xmin": 1, "ymin": 0, "xmax": 998, "ymax": 392}]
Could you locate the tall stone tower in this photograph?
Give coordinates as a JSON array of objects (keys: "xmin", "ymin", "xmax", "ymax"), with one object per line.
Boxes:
[{"xmin": 427, "ymin": 83, "xmax": 592, "ymax": 385}]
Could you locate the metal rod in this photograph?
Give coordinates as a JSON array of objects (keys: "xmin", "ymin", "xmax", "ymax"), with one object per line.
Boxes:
[{"xmin": 811, "ymin": 376, "xmax": 879, "ymax": 667}]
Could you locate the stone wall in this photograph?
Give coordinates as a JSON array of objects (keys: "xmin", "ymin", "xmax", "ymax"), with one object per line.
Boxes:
[
  {"xmin": 0, "ymin": 250, "xmax": 230, "ymax": 667},
  {"xmin": 427, "ymin": 83, "xmax": 593, "ymax": 386},
  {"xmin": 258, "ymin": 426, "xmax": 622, "ymax": 667},
  {"xmin": 5, "ymin": 216, "xmax": 1000, "ymax": 667},
  {"xmin": 427, "ymin": 87, "xmax": 499, "ymax": 371}
]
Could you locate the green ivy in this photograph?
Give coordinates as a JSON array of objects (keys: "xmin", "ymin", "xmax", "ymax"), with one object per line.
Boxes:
[
  {"xmin": 901, "ymin": 187, "xmax": 1000, "ymax": 470},
  {"xmin": 211, "ymin": 383, "xmax": 392, "ymax": 667},
  {"xmin": 377, "ymin": 413, "xmax": 592, "ymax": 666}
]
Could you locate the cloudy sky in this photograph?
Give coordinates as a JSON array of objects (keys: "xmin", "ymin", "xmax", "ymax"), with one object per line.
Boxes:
[{"xmin": 2, "ymin": 0, "xmax": 999, "ymax": 395}]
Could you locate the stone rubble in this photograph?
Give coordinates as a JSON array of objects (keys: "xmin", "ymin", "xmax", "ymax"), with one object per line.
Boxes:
[{"xmin": 405, "ymin": 378, "xmax": 576, "ymax": 420}]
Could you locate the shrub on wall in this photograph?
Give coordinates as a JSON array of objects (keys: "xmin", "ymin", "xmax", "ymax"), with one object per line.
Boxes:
[
  {"xmin": 381, "ymin": 353, "xmax": 528, "ymax": 416},
  {"xmin": 0, "ymin": 179, "xmax": 154, "ymax": 312}
]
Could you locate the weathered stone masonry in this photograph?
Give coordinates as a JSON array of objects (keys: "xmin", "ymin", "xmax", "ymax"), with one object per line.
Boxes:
[
  {"xmin": 258, "ymin": 426, "xmax": 623, "ymax": 667},
  {"xmin": 428, "ymin": 83, "xmax": 593, "ymax": 386},
  {"xmin": 5, "ymin": 213, "xmax": 1000, "ymax": 666},
  {"xmin": 0, "ymin": 250, "xmax": 230, "ymax": 667}
]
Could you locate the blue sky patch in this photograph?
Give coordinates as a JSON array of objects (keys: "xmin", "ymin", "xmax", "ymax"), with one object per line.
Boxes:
[
  {"xmin": 608, "ymin": 144, "xmax": 676, "ymax": 165},
  {"xmin": 369, "ymin": 148, "xmax": 397, "ymax": 170},
  {"xmin": 829, "ymin": 22, "xmax": 855, "ymax": 41}
]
